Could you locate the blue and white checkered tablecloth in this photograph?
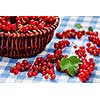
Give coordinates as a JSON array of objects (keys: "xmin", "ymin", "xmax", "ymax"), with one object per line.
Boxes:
[{"xmin": 0, "ymin": 16, "xmax": 100, "ymax": 83}]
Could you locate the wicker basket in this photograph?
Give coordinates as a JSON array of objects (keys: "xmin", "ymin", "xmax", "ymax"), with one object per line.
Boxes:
[{"xmin": 0, "ymin": 16, "xmax": 59, "ymax": 58}]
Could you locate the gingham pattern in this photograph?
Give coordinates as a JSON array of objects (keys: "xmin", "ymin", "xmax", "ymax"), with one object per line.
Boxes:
[{"xmin": 0, "ymin": 16, "xmax": 100, "ymax": 83}]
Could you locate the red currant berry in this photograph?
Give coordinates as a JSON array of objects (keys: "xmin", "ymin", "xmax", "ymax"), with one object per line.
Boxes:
[
  {"xmin": 76, "ymin": 31, "xmax": 83, "ymax": 39},
  {"xmin": 86, "ymin": 42, "xmax": 91, "ymax": 47},
  {"xmin": 89, "ymin": 58, "xmax": 94, "ymax": 62},
  {"xmin": 56, "ymin": 32, "xmax": 63, "ymax": 39},
  {"xmin": 14, "ymin": 69, "xmax": 19, "ymax": 75},
  {"xmin": 32, "ymin": 72, "xmax": 37, "ymax": 76},
  {"xmin": 80, "ymin": 77, "xmax": 87, "ymax": 82},
  {"xmin": 78, "ymin": 72, "xmax": 85, "ymax": 78},
  {"xmin": 22, "ymin": 60, "xmax": 29, "ymax": 64},
  {"xmin": 27, "ymin": 69, "xmax": 33, "ymax": 77},
  {"xmin": 44, "ymin": 74, "xmax": 49, "ymax": 80},
  {"xmin": 16, "ymin": 64, "xmax": 21, "ymax": 70},
  {"xmin": 55, "ymin": 49, "xmax": 62, "ymax": 55},
  {"xmin": 51, "ymin": 74, "xmax": 56, "ymax": 80},
  {"xmin": 73, "ymin": 45, "xmax": 77, "ymax": 49},
  {"xmin": 48, "ymin": 69, "xmax": 54, "ymax": 75},
  {"xmin": 10, "ymin": 67, "xmax": 15, "ymax": 73}
]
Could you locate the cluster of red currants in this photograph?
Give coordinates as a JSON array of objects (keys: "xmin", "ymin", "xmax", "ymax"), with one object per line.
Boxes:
[
  {"xmin": 74, "ymin": 46, "xmax": 87, "ymax": 59},
  {"xmin": 86, "ymin": 31, "xmax": 100, "ymax": 46},
  {"xmin": 73, "ymin": 45, "xmax": 95, "ymax": 82},
  {"xmin": 10, "ymin": 60, "xmax": 32, "ymax": 75},
  {"xmin": 86, "ymin": 42, "xmax": 100, "ymax": 56},
  {"xmin": 0, "ymin": 16, "xmax": 55, "ymax": 33},
  {"xmin": 78, "ymin": 58, "xmax": 95, "ymax": 82},
  {"xmin": 54, "ymin": 40, "xmax": 70, "ymax": 50},
  {"xmin": 27, "ymin": 57, "xmax": 56, "ymax": 80},
  {"xmin": 46, "ymin": 39, "xmax": 70, "ymax": 73},
  {"xmin": 56, "ymin": 29, "xmax": 85, "ymax": 39},
  {"xmin": 10, "ymin": 57, "xmax": 56, "ymax": 80}
]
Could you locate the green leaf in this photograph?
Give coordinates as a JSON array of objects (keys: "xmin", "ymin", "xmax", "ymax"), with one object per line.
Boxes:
[
  {"xmin": 88, "ymin": 26, "xmax": 93, "ymax": 32},
  {"xmin": 67, "ymin": 64, "xmax": 76, "ymax": 77},
  {"xmin": 73, "ymin": 63, "xmax": 79, "ymax": 73},
  {"xmin": 69, "ymin": 56, "xmax": 81, "ymax": 64},
  {"xmin": 60, "ymin": 56, "xmax": 81, "ymax": 77},
  {"xmin": 75, "ymin": 23, "xmax": 82, "ymax": 29},
  {"xmin": 60, "ymin": 58, "xmax": 70, "ymax": 71}
]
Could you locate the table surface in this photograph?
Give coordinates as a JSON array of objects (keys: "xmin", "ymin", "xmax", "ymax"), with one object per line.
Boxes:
[{"xmin": 0, "ymin": 16, "xmax": 100, "ymax": 83}]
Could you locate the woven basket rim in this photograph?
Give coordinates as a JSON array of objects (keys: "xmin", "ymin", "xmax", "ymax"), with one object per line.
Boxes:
[{"xmin": 0, "ymin": 16, "xmax": 59, "ymax": 37}]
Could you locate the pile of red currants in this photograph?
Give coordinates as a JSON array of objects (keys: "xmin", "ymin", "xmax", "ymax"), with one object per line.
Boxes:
[
  {"xmin": 10, "ymin": 25, "xmax": 100, "ymax": 82},
  {"xmin": 0, "ymin": 16, "xmax": 55, "ymax": 33}
]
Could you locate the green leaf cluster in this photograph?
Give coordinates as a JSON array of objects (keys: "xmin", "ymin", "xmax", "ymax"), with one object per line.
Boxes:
[{"xmin": 60, "ymin": 56, "xmax": 81, "ymax": 77}]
